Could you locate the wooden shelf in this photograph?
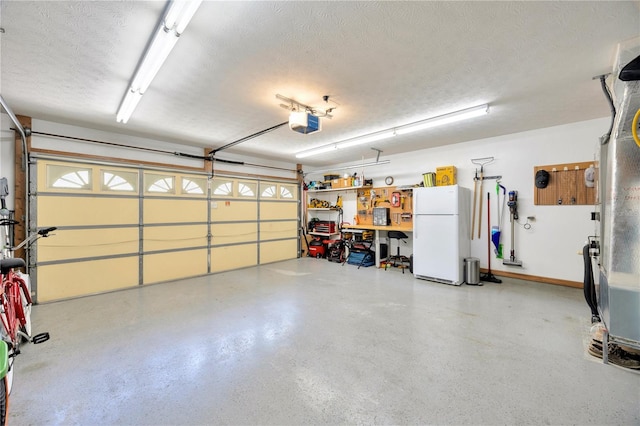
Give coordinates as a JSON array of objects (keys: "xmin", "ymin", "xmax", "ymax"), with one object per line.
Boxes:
[
  {"xmin": 307, "ymin": 186, "xmax": 372, "ymax": 193},
  {"xmin": 307, "ymin": 207, "xmax": 340, "ymax": 211}
]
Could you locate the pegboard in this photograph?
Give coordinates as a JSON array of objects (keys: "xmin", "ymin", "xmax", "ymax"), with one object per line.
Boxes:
[
  {"xmin": 534, "ymin": 161, "xmax": 596, "ymax": 205},
  {"xmin": 355, "ymin": 187, "xmax": 413, "ymax": 226}
]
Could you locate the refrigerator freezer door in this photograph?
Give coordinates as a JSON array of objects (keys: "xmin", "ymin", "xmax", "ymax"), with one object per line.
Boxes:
[
  {"xmin": 413, "ymin": 186, "xmax": 460, "ymax": 215},
  {"xmin": 413, "ymin": 214, "xmax": 462, "ymax": 284}
]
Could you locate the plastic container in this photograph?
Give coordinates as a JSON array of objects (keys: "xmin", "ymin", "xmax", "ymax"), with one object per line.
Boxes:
[{"xmin": 464, "ymin": 257, "xmax": 480, "ymax": 285}]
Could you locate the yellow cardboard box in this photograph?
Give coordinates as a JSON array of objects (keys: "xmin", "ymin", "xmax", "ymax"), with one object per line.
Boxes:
[{"xmin": 436, "ymin": 166, "xmax": 457, "ymax": 186}]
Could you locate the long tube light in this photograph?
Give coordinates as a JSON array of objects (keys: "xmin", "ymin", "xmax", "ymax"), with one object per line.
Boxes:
[
  {"xmin": 295, "ymin": 104, "xmax": 489, "ymax": 159},
  {"xmin": 116, "ymin": 0, "xmax": 203, "ymax": 124},
  {"xmin": 305, "ymin": 160, "xmax": 391, "ymax": 176}
]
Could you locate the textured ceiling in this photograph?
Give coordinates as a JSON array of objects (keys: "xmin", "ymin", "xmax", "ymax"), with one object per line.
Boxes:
[{"xmin": 1, "ymin": 1, "xmax": 639, "ymax": 167}]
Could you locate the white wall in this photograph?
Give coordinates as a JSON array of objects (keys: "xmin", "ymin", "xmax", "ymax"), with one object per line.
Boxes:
[{"xmin": 307, "ymin": 117, "xmax": 607, "ymax": 283}]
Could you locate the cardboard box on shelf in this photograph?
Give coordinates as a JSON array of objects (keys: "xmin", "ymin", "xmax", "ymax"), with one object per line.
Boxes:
[
  {"xmin": 331, "ymin": 178, "xmax": 352, "ymax": 188},
  {"xmin": 436, "ymin": 166, "xmax": 457, "ymax": 186}
]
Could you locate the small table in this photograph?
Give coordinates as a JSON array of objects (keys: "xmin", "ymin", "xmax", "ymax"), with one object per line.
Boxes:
[{"xmin": 342, "ymin": 224, "xmax": 413, "ymax": 268}]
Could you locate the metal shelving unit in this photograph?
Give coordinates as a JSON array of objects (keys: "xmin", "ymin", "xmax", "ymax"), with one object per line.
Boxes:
[{"xmin": 307, "ymin": 207, "xmax": 341, "ymax": 237}]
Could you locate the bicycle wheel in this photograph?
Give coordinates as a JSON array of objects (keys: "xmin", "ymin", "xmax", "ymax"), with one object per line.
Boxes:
[
  {"xmin": 0, "ymin": 340, "xmax": 7, "ymax": 426},
  {"xmin": 4, "ymin": 357, "xmax": 13, "ymax": 398},
  {"xmin": 0, "ymin": 305, "xmax": 15, "ymax": 397},
  {"xmin": 0, "ymin": 376, "xmax": 6, "ymax": 426}
]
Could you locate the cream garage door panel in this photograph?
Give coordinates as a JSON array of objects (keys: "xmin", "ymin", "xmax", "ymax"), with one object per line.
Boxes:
[
  {"xmin": 37, "ymin": 227, "xmax": 138, "ymax": 262},
  {"xmin": 211, "ymin": 223, "xmax": 257, "ymax": 245},
  {"xmin": 37, "ymin": 256, "xmax": 139, "ymax": 302},
  {"xmin": 144, "ymin": 225, "xmax": 208, "ymax": 252},
  {"xmin": 210, "ymin": 200, "xmax": 257, "ymax": 222},
  {"xmin": 260, "ymin": 202, "xmax": 297, "ymax": 220},
  {"xmin": 260, "ymin": 240, "xmax": 297, "ymax": 263},
  {"xmin": 143, "ymin": 249, "xmax": 208, "ymax": 284},
  {"xmin": 211, "ymin": 245, "xmax": 257, "ymax": 273},
  {"xmin": 37, "ymin": 196, "xmax": 138, "ymax": 227},
  {"xmin": 259, "ymin": 221, "xmax": 298, "ymax": 241},
  {"xmin": 143, "ymin": 199, "xmax": 207, "ymax": 224}
]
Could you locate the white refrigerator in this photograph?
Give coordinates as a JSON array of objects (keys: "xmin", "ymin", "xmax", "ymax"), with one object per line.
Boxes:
[{"xmin": 413, "ymin": 185, "xmax": 470, "ymax": 285}]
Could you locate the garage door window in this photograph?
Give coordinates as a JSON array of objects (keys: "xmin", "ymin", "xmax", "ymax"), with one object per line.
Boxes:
[
  {"xmin": 181, "ymin": 177, "xmax": 206, "ymax": 195},
  {"xmin": 146, "ymin": 174, "xmax": 175, "ymax": 194},
  {"xmin": 280, "ymin": 185, "xmax": 294, "ymax": 199},
  {"xmin": 102, "ymin": 170, "xmax": 138, "ymax": 192},
  {"xmin": 259, "ymin": 183, "xmax": 297, "ymax": 200},
  {"xmin": 238, "ymin": 182, "xmax": 256, "ymax": 198},
  {"xmin": 212, "ymin": 179, "xmax": 233, "ymax": 197},
  {"xmin": 260, "ymin": 184, "xmax": 277, "ymax": 198},
  {"xmin": 48, "ymin": 165, "xmax": 92, "ymax": 190}
]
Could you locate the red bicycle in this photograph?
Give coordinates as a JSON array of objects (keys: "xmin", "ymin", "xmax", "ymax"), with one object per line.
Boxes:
[{"xmin": 0, "ymin": 220, "xmax": 53, "ymax": 425}]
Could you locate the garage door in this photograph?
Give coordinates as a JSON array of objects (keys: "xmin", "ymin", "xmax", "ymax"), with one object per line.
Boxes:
[
  {"xmin": 257, "ymin": 181, "xmax": 299, "ymax": 264},
  {"xmin": 31, "ymin": 158, "xmax": 299, "ymax": 302},
  {"xmin": 209, "ymin": 178, "xmax": 299, "ymax": 272}
]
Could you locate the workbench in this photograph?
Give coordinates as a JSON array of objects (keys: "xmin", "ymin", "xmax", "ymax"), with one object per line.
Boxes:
[{"xmin": 342, "ymin": 224, "xmax": 413, "ymax": 268}]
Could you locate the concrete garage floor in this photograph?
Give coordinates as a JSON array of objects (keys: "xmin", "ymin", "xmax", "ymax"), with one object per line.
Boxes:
[{"xmin": 10, "ymin": 258, "xmax": 640, "ymax": 425}]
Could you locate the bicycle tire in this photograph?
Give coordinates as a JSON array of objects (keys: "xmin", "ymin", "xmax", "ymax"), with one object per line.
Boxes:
[
  {"xmin": 4, "ymin": 355, "xmax": 13, "ymax": 397},
  {"xmin": 0, "ymin": 376, "xmax": 6, "ymax": 426},
  {"xmin": 0, "ymin": 296, "xmax": 16, "ymax": 396}
]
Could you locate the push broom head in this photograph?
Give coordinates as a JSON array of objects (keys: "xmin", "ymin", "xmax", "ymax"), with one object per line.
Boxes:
[{"xmin": 503, "ymin": 258, "xmax": 523, "ymax": 267}]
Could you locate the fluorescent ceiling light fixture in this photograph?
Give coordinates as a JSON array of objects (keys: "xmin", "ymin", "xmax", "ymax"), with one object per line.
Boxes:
[
  {"xmin": 164, "ymin": 0, "xmax": 203, "ymax": 34},
  {"xmin": 296, "ymin": 130, "xmax": 396, "ymax": 159},
  {"xmin": 394, "ymin": 104, "xmax": 489, "ymax": 135},
  {"xmin": 116, "ymin": 0, "xmax": 203, "ymax": 124},
  {"xmin": 296, "ymin": 144, "xmax": 339, "ymax": 159},
  {"xmin": 116, "ymin": 90, "xmax": 143, "ymax": 124},
  {"xmin": 295, "ymin": 104, "xmax": 489, "ymax": 159},
  {"xmin": 306, "ymin": 160, "xmax": 391, "ymax": 175},
  {"xmin": 130, "ymin": 29, "xmax": 179, "ymax": 94},
  {"xmin": 336, "ymin": 130, "xmax": 396, "ymax": 149}
]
